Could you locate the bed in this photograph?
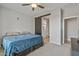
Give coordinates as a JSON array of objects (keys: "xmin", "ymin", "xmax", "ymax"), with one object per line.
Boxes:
[{"xmin": 3, "ymin": 33, "xmax": 43, "ymax": 56}]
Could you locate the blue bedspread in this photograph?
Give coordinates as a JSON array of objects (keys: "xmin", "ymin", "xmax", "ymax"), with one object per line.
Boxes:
[{"xmin": 3, "ymin": 34, "xmax": 42, "ymax": 56}]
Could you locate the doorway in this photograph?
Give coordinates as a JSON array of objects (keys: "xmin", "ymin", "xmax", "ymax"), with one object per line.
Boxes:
[
  {"xmin": 64, "ymin": 17, "xmax": 78, "ymax": 43},
  {"xmin": 42, "ymin": 16, "xmax": 49, "ymax": 44},
  {"xmin": 35, "ymin": 14, "xmax": 50, "ymax": 44}
]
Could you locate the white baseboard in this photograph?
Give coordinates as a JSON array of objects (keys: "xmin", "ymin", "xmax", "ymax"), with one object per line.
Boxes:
[{"xmin": 50, "ymin": 41, "xmax": 61, "ymax": 46}]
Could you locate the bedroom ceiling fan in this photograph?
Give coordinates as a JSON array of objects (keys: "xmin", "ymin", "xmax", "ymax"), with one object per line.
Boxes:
[{"xmin": 22, "ymin": 3, "xmax": 45, "ymax": 11}]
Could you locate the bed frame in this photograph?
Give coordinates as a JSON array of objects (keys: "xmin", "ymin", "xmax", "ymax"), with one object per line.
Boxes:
[{"xmin": 13, "ymin": 42, "xmax": 43, "ymax": 56}]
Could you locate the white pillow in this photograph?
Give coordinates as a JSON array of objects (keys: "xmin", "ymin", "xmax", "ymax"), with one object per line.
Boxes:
[
  {"xmin": 20, "ymin": 32, "xmax": 31, "ymax": 35},
  {"xmin": 6, "ymin": 32, "xmax": 20, "ymax": 36}
]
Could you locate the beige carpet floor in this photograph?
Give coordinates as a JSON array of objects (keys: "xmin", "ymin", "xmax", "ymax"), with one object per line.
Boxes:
[
  {"xmin": 0, "ymin": 43, "xmax": 71, "ymax": 56},
  {"xmin": 0, "ymin": 47, "xmax": 4, "ymax": 56},
  {"xmin": 28, "ymin": 43, "xmax": 71, "ymax": 56}
]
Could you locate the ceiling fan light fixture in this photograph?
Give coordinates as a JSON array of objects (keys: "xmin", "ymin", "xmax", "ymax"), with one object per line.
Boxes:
[{"xmin": 31, "ymin": 4, "xmax": 37, "ymax": 8}]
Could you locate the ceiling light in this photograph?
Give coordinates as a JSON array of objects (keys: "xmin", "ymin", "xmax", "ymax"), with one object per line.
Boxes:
[{"xmin": 31, "ymin": 4, "xmax": 37, "ymax": 8}]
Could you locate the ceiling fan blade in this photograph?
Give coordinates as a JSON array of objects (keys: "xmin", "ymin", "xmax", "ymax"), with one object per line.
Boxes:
[
  {"xmin": 37, "ymin": 4, "xmax": 44, "ymax": 9},
  {"xmin": 32, "ymin": 7, "xmax": 35, "ymax": 11},
  {"xmin": 22, "ymin": 4, "xmax": 30, "ymax": 6}
]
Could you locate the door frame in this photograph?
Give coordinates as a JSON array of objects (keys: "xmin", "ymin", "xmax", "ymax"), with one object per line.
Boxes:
[{"xmin": 62, "ymin": 16, "xmax": 79, "ymax": 44}]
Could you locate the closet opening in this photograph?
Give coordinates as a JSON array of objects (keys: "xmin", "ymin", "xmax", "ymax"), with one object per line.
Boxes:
[{"xmin": 35, "ymin": 13, "xmax": 50, "ymax": 44}]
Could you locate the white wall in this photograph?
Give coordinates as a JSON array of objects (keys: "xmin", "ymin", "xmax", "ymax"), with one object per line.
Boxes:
[
  {"xmin": 63, "ymin": 5, "xmax": 79, "ymax": 18},
  {"xmin": 0, "ymin": 6, "xmax": 2, "ymax": 46},
  {"xmin": 0, "ymin": 6, "xmax": 33, "ymax": 45},
  {"xmin": 49, "ymin": 9, "xmax": 62, "ymax": 45}
]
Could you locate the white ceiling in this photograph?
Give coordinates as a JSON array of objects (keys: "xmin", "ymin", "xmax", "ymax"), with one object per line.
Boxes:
[{"xmin": 0, "ymin": 3, "xmax": 78, "ymax": 17}]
